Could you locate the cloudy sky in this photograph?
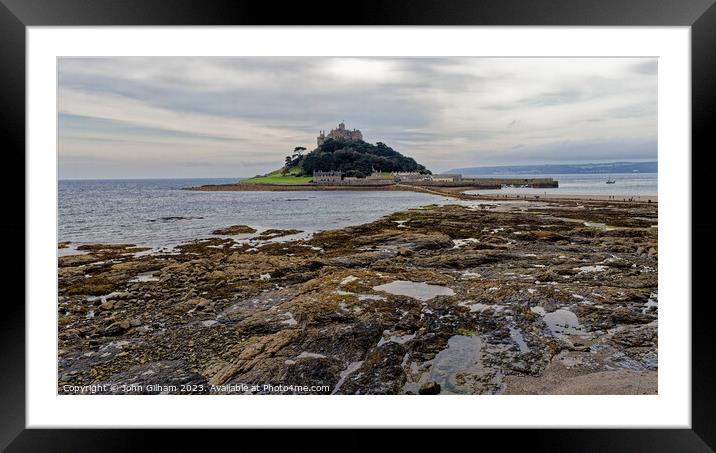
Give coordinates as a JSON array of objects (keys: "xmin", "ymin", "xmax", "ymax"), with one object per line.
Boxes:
[{"xmin": 58, "ymin": 57, "xmax": 657, "ymax": 179}]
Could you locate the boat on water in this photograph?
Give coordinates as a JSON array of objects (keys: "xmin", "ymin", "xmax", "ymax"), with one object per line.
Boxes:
[{"xmin": 606, "ymin": 177, "xmax": 616, "ymax": 184}]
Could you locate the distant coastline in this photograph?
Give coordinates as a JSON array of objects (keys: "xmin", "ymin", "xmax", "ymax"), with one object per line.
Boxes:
[{"xmin": 450, "ymin": 161, "xmax": 657, "ymax": 176}]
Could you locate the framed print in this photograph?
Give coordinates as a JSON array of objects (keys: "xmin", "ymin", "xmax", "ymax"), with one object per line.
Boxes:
[{"xmin": 3, "ymin": 0, "xmax": 715, "ymax": 450}]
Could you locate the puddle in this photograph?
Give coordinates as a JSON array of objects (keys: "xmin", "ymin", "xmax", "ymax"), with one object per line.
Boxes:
[
  {"xmin": 509, "ymin": 327, "xmax": 530, "ymax": 353},
  {"xmin": 377, "ymin": 331, "xmax": 416, "ymax": 347},
  {"xmin": 296, "ymin": 352, "xmax": 327, "ymax": 360},
  {"xmin": 86, "ymin": 291, "xmax": 128, "ymax": 304},
  {"xmin": 340, "ymin": 275, "xmax": 358, "ymax": 286},
  {"xmin": 461, "ymin": 271, "xmax": 481, "ymax": 279},
  {"xmin": 373, "ymin": 281, "xmax": 455, "ymax": 301},
  {"xmin": 281, "ymin": 312, "xmax": 298, "ymax": 326},
  {"xmin": 129, "ymin": 271, "xmax": 160, "ymax": 282},
  {"xmin": 584, "ymin": 221, "xmax": 616, "ymax": 231},
  {"xmin": 541, "ymin": 309, "xmax": 588, "ymax": 337},
  {"xmin": 299, "ymin": 244, "xmax": 323, "ymax": 252},
  {"xmin": 428, "ymin": 335, "xmax": 485, "ymax": 394},
  {"xmin": 331, "ymin": 361, "xmax": 364, "ymax": 394},
  {"xmin": 574, "ymin": 265, "xmax": 607, "ymax": 273},
  {"xmin": 459, "ymin": 301, "xmax": 505, "ymax": 313},
  {"xmin": 452, "ymin": 238, "xmax": 480, "ymax": 249},
  {"xmin": 641, "ymin": 298, "xmax": 658, "ymax": 314}
]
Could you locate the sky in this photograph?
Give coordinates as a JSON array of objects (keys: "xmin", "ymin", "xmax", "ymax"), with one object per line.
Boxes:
[{"xmin": 58, "ymin": 57, "xmax": 657, "ymax": 179}]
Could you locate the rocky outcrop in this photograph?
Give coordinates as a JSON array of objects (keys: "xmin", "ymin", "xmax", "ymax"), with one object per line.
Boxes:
[
  {"xmin": 212, "ymin": 225, "xmax": 257, "ymax": 235},
  {"xmin": 58, "ymin": 198, "xmax": 658, "ymax": 395},
  {"xmin": 254, "ymin": 229, "xmax": 303, "ymax": 240}
]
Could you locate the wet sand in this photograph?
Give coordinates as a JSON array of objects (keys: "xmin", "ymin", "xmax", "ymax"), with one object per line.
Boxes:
[{"xmin": 505, "ymin": 368, "xmax": 657, "ymax": 395}]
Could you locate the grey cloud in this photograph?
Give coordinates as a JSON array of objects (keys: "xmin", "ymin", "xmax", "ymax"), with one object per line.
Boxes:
[
  {"xmin": 523, "ymin": 89, "xmax": 583, "ymax": 107},
  {"xmin": 58, "ymin": 57, "xmax": 657, "ymax": 179}
]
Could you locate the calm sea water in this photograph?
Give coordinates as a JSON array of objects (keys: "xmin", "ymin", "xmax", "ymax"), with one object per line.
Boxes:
[
  {"xmin": 464, "ymin": 173, "xmax": 657, "ymax": 196},
  {"xmin": 58, "ymin": 178, "xmax": 451, "ymax": 250},
  {"xmin": 59, "ymin": 173, "xmax": 657, "ymax": 251}
]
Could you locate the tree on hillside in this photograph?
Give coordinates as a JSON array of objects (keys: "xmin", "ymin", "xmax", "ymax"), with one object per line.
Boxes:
[
  {"xmin": 298, "ymin": 138, "xmax": 429, "ymax": 177},
  {"xmin": 282, "ymin": 146, "xmax": 308, "ymax": 174}
]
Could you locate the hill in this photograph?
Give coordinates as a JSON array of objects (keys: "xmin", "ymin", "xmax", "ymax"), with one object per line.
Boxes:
[
  {"xmin": 449, "ymin": 161, "xmax": 657, "ymax": 175},
  {"xmin": 293, "ymin": 138, "xmax": 429, "ymax": 178},
  {"xmin": 241, "ymin": 167, "xmax": 313, "ymax": 185}
]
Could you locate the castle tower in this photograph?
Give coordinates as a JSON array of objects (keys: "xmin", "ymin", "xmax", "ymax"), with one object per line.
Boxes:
[
  {"xmin": 318, "ymin": 122, "xmax": 362, "ymax": 145},
  {"xmin": 317, "ymin": 130, "xmax": 326, "ymax": 146}
]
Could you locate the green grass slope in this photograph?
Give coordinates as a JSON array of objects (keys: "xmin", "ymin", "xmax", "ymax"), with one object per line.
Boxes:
[{"xmin": 242, "ymin": 168, "xmax": 313, "ymax": 185}]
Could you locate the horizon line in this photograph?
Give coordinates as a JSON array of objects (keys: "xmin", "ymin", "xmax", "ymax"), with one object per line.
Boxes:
[{"xmin": 59, "ymin": 160, "xmax": 658, "ymax": 181}]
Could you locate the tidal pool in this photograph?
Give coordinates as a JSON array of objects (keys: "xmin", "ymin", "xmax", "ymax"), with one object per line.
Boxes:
[
  {"xmin": 641, "ymin": 298, "xmax": 658, "ymax": 314},
  {"xmin": 542, "ymin": 309, "xmax": 588, "ymax": 337},
  {"xmin": 332, "ymin": 361, "xmax": 364, "ymax": 394},
  {"xmin": 428, "ymin": 335, "xmax": 484, "ymax": 394},
  {"xmin": 372, "ymin": 280, "xmax": 455, "ymax": 301},
  {"xmin": 377, "ymin": 331, "xmax": 416, "ymax": 347},
  {"xmin": 129, "ymin": 271, "xmax": 160, "ymax": 282},
  {"xmin": 509, "ymin": 327, "xmax": 530, "ymax": 353}
]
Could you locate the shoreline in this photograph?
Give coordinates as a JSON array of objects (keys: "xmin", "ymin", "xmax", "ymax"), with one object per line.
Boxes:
[
  {"xmin": 186, "ymin": 182, "xmax": 658, "ymax": 204},
  {"xmin": 58, "ymin": 197, "xmax": 658, "ymax": 395},
  {"xmin": 60, "ymin": 188, "xmax": 658, "ymax": 255}
]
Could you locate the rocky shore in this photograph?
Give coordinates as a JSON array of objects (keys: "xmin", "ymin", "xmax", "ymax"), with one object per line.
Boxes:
[{"xmin": 58, "ymin": 198, "xmax": 658, "ymax": 395}]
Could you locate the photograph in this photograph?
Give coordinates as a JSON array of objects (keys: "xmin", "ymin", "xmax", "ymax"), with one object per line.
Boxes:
[
  {"xmin": 56, "ymin": 56, "xmax": 659, "ymax": 396},
  {"xmin": 2, "ymin": 0, "xmax": 709, "ymax": 444}
]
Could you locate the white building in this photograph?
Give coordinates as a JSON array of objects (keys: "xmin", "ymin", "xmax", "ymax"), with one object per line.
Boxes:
[
  {"xmin": 313, "ymin": 170, "xmax": 342, "ymax": 184},
  {"xmin": 392, "ymin": 172, "xmax": 430, "ymax": 182},
  {"xmin": 430, "ymin": 174, "xmax": 463, "ymax": 182}
]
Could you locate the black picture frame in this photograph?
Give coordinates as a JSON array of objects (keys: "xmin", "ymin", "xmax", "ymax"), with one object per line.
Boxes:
[{"xmin": 2, "ymin": 0, "xmax": 714, "ymax": 450}]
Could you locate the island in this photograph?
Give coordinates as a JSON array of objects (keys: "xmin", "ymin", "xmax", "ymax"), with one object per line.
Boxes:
[{"xmin": 187, "ymin": 122, "xmax": 559, "ymax": 196}]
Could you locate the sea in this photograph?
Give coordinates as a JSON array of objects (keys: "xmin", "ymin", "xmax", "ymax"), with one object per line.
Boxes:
[
  {"xmin": 464, "ymin": 172, "xmax": 657, "ymax": 197},
  {"xmin": 58, "ymin": 178, "xmax": 451, "ymax": 251},
  {"xmin": 58, "ymin": 173, "xmax": 657, "ymax": 251}
]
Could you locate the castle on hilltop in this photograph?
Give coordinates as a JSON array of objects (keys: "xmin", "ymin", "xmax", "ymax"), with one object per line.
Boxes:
[{"xmin": 317, "ymin": 122, "xmax": 363, "ymax": 146}]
